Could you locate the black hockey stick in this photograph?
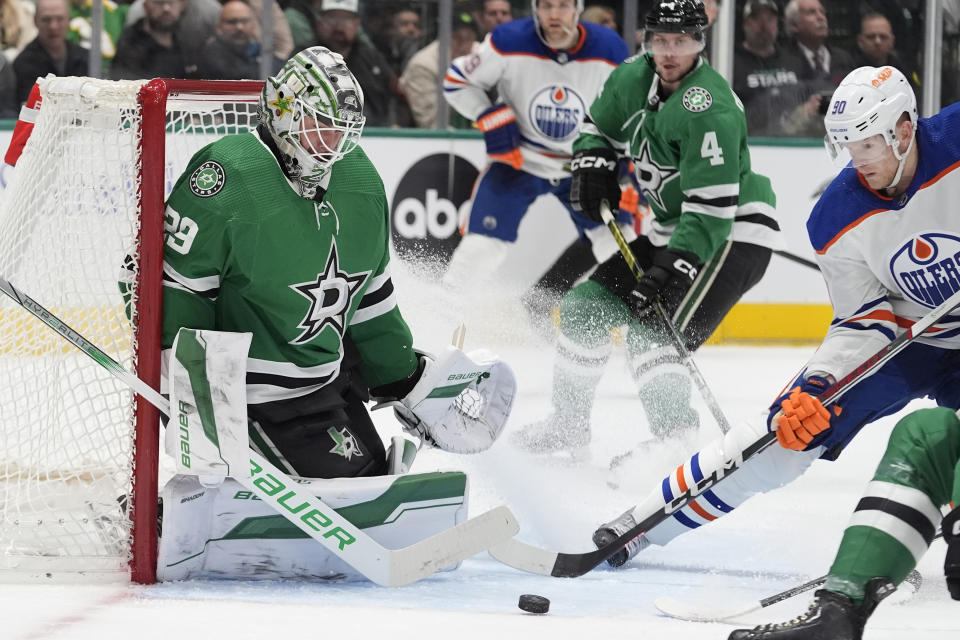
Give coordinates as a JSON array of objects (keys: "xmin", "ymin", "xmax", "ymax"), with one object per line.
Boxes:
[
  {"xmin": 598, "ymin": 201, "xmax": 732, "ymax": 434},
  {"xmin": 490, "ymin": 286, "xmax": 960, "ymax": 577},
  {"xmin": 774, "ymin": 249, "xmax": 820, "ymax": 271}
]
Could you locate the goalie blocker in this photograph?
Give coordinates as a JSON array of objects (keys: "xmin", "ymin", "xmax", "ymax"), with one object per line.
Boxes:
[{"xmin": 166, "ymin": 328, "xmax": 517, "ymax": 582}]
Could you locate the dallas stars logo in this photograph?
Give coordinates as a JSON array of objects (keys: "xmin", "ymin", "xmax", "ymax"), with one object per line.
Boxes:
[
  {"xmin": 268, "ymin": 94, "xmax": 294, "ymax": 117},
  {"xmin": 289, "ymin": 238, "xmax": 370, "ymax": 344},
  {"xmin": 327, "ymin": 426, "xmax": 364, "ymax": 461},
  {"xmin": 632, "ymin": 139, "xmax": 680, "ymax": 211}
]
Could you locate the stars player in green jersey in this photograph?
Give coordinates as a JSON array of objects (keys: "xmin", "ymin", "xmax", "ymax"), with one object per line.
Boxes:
[
  {"xmin": 515, "ymin": 0, "xmax": 780, "ymax": 488},
  {"xmin": 159, "ymin": 47, "xmax": 515, "ymax": 481}
]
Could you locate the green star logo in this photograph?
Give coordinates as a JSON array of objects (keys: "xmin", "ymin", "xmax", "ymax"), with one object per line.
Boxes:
[
  {"xmin": 188, "ymin": 161, "xmax": 225, "ymax": 197},
  {"xmin": 269, "ymin": 95, "xmax": 294, "ymax": 117},
  {"xmin": 327, "ymin": 426, "xmax": 364, "ymax": 461}
]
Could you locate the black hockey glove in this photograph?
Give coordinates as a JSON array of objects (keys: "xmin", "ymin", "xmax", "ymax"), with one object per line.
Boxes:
[
  {"xmin": 944, "ymin": 506, "xmax": 960, "ymax": 600},
  {"xmin": 570, "ymin": 147, "xmax": 620, "ymax": 222},
  {"xmin": 630, "ymin": 248, "xmax": 701, "ymax": 319}
]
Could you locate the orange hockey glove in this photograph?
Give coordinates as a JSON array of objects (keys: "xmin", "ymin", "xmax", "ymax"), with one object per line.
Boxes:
[{"xmin": 771, "ymin": 375, "xmax": 841, "ymax": 450}]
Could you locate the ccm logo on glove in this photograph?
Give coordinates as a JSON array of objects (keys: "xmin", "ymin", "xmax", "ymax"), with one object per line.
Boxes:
[{"xmin": 570, "ymin": 154, "xmax": 617, "ymax": 172}]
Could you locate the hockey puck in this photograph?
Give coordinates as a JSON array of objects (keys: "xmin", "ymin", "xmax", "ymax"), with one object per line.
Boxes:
[{"xmin": 518, "ymin": 594, "xmax": 550, "ymax": 614}]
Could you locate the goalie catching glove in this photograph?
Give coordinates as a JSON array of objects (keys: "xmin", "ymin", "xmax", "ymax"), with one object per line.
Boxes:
[
  {"xmin": 372, "ymin": 346, "xmax": 517, "ymax": 454},
  {"xmin": 768, "ymin": 374, "xmax": 840, "ymax": 450}
]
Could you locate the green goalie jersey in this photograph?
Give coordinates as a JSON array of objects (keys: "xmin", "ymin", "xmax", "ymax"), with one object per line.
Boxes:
[
  {"xmin": 574, "ymin": 55, "xmax": 780, "ymax": 262},
  {"xmin": 160, "ymin": 129, "xmax": 418, "ymax": 405}
]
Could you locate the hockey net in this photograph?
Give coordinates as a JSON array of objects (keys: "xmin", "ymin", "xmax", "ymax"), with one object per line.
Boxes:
[{"xmin": 0, "ymin": 77, "xmax": 263, "ymax": 583}]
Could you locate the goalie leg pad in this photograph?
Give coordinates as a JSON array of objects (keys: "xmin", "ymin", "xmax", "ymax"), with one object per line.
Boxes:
[{"xmin": 157, "ymin": 471, "xmax": 470, "ymax": 582}]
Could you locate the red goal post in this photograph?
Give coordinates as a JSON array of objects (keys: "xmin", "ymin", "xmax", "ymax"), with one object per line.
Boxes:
[{"xmin": 0, "ymin": 77, "xmax": 264, "ymax": 584}]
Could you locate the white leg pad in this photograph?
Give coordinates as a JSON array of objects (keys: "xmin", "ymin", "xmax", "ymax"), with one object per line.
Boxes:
[{"xmin": 157, "ymin": 471, "xmax": 470, "ymax": 582}]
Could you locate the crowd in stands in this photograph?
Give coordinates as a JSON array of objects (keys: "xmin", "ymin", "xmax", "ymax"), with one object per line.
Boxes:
[{"xmin": 0, "ymin": 0, "xmax": 944, "ymax": 136}]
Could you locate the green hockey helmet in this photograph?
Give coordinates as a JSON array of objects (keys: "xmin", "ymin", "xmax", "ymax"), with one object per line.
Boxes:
[{"xmin": 258, "ymin": 46, "xmax": 365, "ymax": 198}]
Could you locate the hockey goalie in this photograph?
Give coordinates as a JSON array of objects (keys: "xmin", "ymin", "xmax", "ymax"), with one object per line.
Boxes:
[{"xmin": 152, "ymin": 47, "xmax": 516, "ymax": 583}]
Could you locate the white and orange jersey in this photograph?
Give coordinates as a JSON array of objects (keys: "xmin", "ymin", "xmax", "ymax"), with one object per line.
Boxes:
[
  {"xmin": 443, "ymin": 17, "xmax": 627, "ymax": 180},
  {"xmin": 804, "ymin": 101, "xmax": 960, "ymax": 379}
]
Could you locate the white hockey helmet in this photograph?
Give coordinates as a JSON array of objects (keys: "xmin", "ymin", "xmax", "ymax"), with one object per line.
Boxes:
[
  {"xmin": 823, "ymin": 66, "xmax": 917, "ymax": 179},
  {"xmin": 258, "ymin": 46, "xmax": 365, "ymax": 199}
]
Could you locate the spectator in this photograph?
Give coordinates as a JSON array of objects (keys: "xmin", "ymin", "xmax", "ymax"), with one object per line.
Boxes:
[
  {"xmin": 475, "ymin": 0, "xmax": 512, "ymax": 38},
  {"xmin": 314, "ymin": 0, "xmax": 410, "ymax": 127},
  {"xmin": 112, "ymin": 0, "xmax": 189, "ymax": 79},
  {"xmin": 244, "ymin": 0, "xmax": 295, "ymax": 59},
  {"xmin": 12, "ymin": 0, "xmax": 87, "ymax": 105},
  {"xmin": 284, "ymin": 0, "xmax": 316, "ymax": 51},
  {"xmin": 779, "ymin": 0, "xmax": 855, "ymax": 136},
  {"xmin": 0, "ymin": 54, "xmax": 18, "ymax": 117},
  {"xmin": 400, "ymin": 12, "xmax": 479, "ymax": 129},
  {"xmin": 193, "ymin": 0, "xmax": 283, "ymax": 80},
  {"xmin": 125, "ymin": 0, "xmax": 217, "ymax": 61},
  {"xmin": 733, "ymin": 0, "xmax": 804, "ymax": 135},
  {"xmin": 854, "ymin": 12, "xmax": 920, "ymax": 97},
  {"xmin": 127, "ymin": 0, "xmax": 293, "ymax": 61},
  {"xmin": 66, "ymin": 0, "xmax": 129, "ymax": 72},
  {"xmin": 371, "ymin": 4, "xmax": 422, "ymax": 76},
  {"xmin": 782, "ymin": 0, "xmax": 855, "ymax": 83},
  {"xmin": 580, "ymin": 5, "xmax": 616, "ymax": 32},
  {"xmin": 1, "ymin": 0, "xmax": 37, "ymax": 63}
]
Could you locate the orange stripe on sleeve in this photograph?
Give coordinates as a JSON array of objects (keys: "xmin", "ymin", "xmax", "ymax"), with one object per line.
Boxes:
[
  {"xmin": 844, "ymin": 309, "xmax": 897, "ymax": 325},
  {"xmin": 675, "ymin": 465, "xmax": 688, "ymax": 493},
  {"xmin": 817, "ymin": 208, "xmax": 889, "ymax": 255},
  {"xmin": 688, "ymin": 500, "xmax": 717, "ymax": 521}
]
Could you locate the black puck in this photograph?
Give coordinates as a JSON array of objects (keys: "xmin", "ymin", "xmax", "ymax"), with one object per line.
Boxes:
[{"xmin": 518, "ymin": 593, "xmax": 550, "ymax": 614}]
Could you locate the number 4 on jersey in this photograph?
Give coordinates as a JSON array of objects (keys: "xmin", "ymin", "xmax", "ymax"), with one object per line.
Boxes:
[{"xmin": 700, "ymin": 131, "xmax": 724, "ymax": 166}]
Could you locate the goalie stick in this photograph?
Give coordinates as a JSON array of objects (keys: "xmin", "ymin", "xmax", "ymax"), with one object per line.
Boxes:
[
  {"xmin": 0, "ymin": 276, "xmax": 519, "ymax": 587},
  {"xmin": 599, "ymin": 201, "xmax": 731, "ymax": 434},
  {"xmin": 653, "ymin": 565, "xmax": 927, "ymax": 623},
  {"xmin": 489, "ymin": 283, "xmax": 960, "ymax": 578}
]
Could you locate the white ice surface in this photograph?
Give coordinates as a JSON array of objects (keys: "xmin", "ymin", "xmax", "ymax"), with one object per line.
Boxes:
[{"xmin": 2, "ymin": 272, "xmax": 958, "ymax": 640}]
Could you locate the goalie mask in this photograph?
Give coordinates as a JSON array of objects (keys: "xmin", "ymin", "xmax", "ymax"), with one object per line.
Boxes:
[
  {"xmin": 824, "ymin": 65, "xmax": 917, "ymax": 189},
  {"xmin": 258, "ymin": 46, "xmax": 365, "ymax": 199}
]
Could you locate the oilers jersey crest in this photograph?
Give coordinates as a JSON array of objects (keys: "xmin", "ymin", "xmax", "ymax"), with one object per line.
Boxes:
[
  {"xmin": 443, "ymin": 18, "xmax": 628, "ymax": 180},
  {"xmin": 805, "ymin": 101, "xmax": 960, "ymax": 376}
]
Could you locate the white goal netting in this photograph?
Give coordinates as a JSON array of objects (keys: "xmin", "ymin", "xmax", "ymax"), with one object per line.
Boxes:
[{"xmin": 0, "ymin": 76, "xmax": 261, "ymax": 581}]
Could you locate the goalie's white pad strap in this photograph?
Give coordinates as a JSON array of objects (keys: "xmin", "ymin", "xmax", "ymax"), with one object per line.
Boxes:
[
  {"xmin": 399, "ymin": 346, "xmax": 517, "ymax": 454},
  {"xmin": 167, "ymin": 328, "xmax": 252, "ymax": 478}
]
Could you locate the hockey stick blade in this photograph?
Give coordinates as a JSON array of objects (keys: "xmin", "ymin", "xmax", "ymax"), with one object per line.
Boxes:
[
  {"xmin": 654, "ymin": 553, "xmax": 929, "ymax": 622},
  {"xmin": 0, "ymin": 276, "xmax": 519, "ymax": 586},
  {"xmin": 653, "ymin": 574, "xmax": 826, "ymax": 622},
  {"xmin": 490, "ymin": 286, "xmax": 960, "ymax": 578}
]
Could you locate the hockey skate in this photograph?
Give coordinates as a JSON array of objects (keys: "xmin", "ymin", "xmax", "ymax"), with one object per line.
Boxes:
[
  {"xmin": 728, "ymin": 577, "xmax": 895, "ymax": 640},
  {"xmin": 511, "ymin": 412, "xmax": 589, "ymax": 458},
  {"xmin": 591, "ymin": 508, "xmax": 650, "ymax": 567}
]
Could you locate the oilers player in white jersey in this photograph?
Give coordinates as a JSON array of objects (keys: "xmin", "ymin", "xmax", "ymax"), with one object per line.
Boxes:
[
  {"xmin": 594, "ymin": 65, "xmax": 960, "ymax": 592},
  {"xmin": 441, "ymin": 0, "xmax": 635, "ymax": 323}
]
